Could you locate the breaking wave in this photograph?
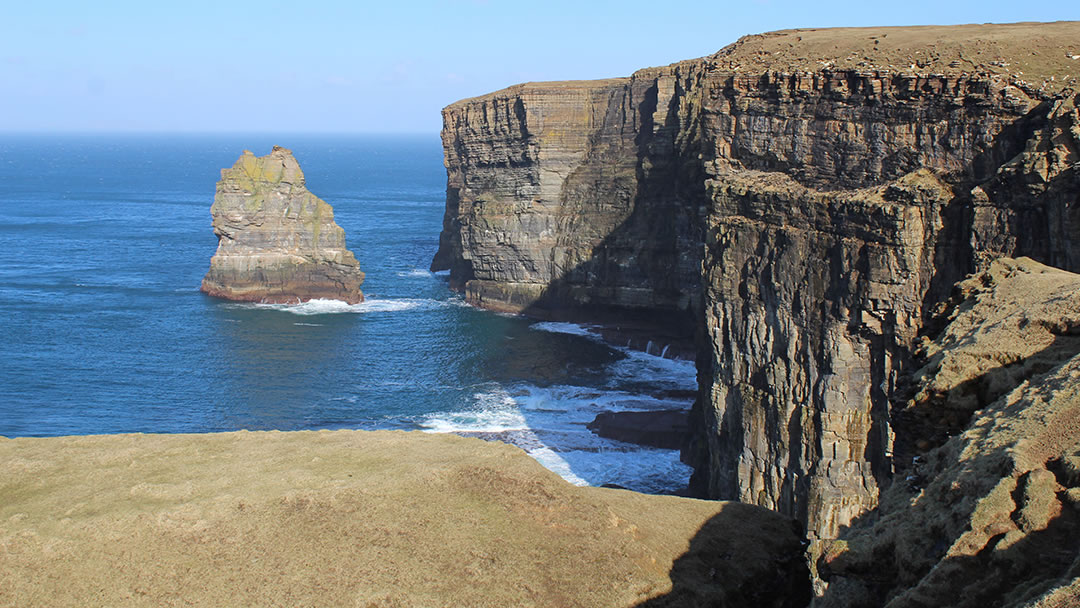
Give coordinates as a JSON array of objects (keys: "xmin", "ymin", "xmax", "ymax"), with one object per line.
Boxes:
[{"xmin": 222, "ymin": 297, "xmax": 464, "ymax": 316}]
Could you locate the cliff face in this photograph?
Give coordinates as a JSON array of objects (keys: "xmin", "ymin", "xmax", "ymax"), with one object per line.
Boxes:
[
  {"xmin": 815, "ymin": 258, "xmax": 1080, "ymax": 607},
  {"xmin": 691, "ymin": 27, "xmax": 1080, "ymax": 539},
  {"xmin": 695, "ymin": 167, "xmax": 951, "ymax": 538},
  {"xmin": 432, "ymin": 22, "xmax": 1080, "ymax": 540},
  {"xmin": 201, "ymin": 146, "xmax": 365, "ymax": 304},
  {"xmin": 432, "ymin": 68, "xmax": 706, "ymax": 331}
]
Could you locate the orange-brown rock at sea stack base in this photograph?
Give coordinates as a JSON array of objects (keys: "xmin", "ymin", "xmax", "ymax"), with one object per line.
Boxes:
[{"xmin": 200, "ymin": 146, "xmax": 365, "ymax": 304}]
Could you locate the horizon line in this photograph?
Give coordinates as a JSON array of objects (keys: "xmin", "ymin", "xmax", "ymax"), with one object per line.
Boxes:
[{"xmin": 0, "ymin": 130, "xmax": 442, "ymax": 137}]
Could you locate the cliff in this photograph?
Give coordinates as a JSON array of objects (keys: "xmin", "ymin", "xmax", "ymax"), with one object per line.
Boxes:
[
  {"xmin": 201, "ymin": 146, "xmax": 365, "ymax": 304},
  {"xmin": 692, "ymin": 23, "xmax": 1079, "ymax": 541},
  {"xmin": 815, "ymin": 258, "xmax": 1080, "ymax": 607},
  {"xmin": 431, "ymin": 69, "xmax": 706, "ymax": 343},
  {"xmin": 0, "ymin": 430, "xmax": 808, "ymax": 607},
  {"xmin": 432, "ymin": 21, "xmax": 1080, "ymax": 540}
]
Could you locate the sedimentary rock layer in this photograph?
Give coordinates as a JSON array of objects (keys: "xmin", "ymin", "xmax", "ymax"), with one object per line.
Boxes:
[
  {"xmin": 691, "ymin": 25, "xmax": 1079, "ymax": 540},
  {"xmin": 432, "ymin": 21, "xmax": 1080, "ymax": 540},
  {"xmin": 815, "ymin": 258, "xmax": 1080, "ymax": 608},
  {"xmin": 0, "ymin": 430, "xmax": 808, "ymax": 607},
  {"xmin": 432, "ymin": 70, "xmax": 706, "ymax": 331},
  {"xmin": 201, "ymin": 146, "xmax": 365, "ymax": 304}
]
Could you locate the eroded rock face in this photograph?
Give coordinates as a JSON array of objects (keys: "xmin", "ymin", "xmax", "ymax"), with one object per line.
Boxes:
[
  {"xmin": 432, "ymin": 70, "xmax": 706, "ymax": 332},
  {"xmin": 690, "ymin": 49, "xmax": 1079, "ymax": 538},
  {"xmin": 431, "ymin": 22, "xmax": 1080, "ymax": 540},
  {"xmin": 694, "ymin": 168, "xmax": 952, "ymax": 538},
  {"xmin": 201, "ymin": 146, "xmax": 364, "ymax": 304},
  {"xmin": 814, "ymin": 258, "xmax": 1080, "ymax": 608}
]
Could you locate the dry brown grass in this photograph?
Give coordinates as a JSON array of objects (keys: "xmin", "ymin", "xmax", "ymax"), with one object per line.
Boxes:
[
  {"xmin": 0, "ymin": 430, "xmax": 802, "ymax": 607},
  {"xmin": 708, "ymin": 21, "xmax": 1080, "ymax": 93}
]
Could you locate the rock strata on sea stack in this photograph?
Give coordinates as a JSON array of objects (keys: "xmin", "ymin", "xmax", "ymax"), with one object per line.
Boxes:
[{"xmin": 201, "ymin": 146, "xmax": 364, "ymax": 304}]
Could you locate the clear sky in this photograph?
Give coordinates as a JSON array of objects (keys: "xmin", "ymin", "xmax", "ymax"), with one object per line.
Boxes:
[{"xmin": 1, "ymin": 1, "xmax": 1075, "ymax": 133}]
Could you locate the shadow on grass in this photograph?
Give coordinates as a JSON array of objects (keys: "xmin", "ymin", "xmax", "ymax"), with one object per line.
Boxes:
[{"xmin": 636, "ymin": 502, "xmax": 812, "ymax": 608}]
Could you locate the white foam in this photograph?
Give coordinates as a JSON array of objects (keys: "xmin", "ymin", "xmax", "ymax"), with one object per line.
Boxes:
[
  {"xmin": 419, "ymin": 381, "xmax": 693, "ymax": 493},
  {"xmin": 420, "ymin": 386, "xmax": 528, "ymax": 433},
  {"xmin": 529, "ymin": 447, "xmax": 590, "ymax": 486},
  {"xmin": 354, "ymin": 299, "xmax": 426, "ymax": 313},
  {"xmin": 224, "ymin": 297, "xmax": 458, "ymax": 316},
  {"xmin": 293, "ymin": 322, "xmax": 324, "ymax": 327},
  {"xmin": 607, "ymin": 348, "xmax": 697, "ymax": 389},
  {"xmin": 395, "ymin": 268, "xmax": 435, "ymax": 278},
  {"xmin": 237, "ymin": 298, "xmax": 358, "ymax": 315},
  {"xmin": 529, "ymin": 321, "xmax": 599, "ymax": 338}
]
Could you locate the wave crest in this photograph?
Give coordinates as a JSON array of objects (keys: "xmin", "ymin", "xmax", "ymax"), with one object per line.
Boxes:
[{"xmin": 223, "ymin": 297, "xmax": 462, "ymax": 316}]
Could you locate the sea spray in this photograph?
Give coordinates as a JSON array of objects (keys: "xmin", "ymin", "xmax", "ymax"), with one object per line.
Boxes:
[{"xmin": 418, "ymin": 320, "xmax": 695, "ymax": 493}]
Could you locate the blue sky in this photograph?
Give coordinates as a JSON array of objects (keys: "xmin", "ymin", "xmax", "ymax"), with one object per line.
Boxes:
[{"xmin": 1, "ymin": 1, "xmax": 1075, "ymax": 133}]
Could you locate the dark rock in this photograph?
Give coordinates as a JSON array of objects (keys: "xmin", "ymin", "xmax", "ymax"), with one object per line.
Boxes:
[
  {"xmin": 431, "ymin": 21, "xmax": 1080, "ymax": 543},
  {"xmin": 587, "ymin": 409, "xmax": 690, "ymax": 449},
  {"xmin": 814, "ymin": 259, "xmax": 1080, "ymax": 608}
]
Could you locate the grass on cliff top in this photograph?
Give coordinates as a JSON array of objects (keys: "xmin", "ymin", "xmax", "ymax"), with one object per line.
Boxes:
[
  {"xmin": 0, "ymin": 430, "xmax": 801, "ymax": 608},
  {"xmin": 451, "ymin": 22, "xmax": 1079, "ymax": 110},
  {"xmin": 709, "ymin": 21, "xmax": 1080, "ymax": 92}
]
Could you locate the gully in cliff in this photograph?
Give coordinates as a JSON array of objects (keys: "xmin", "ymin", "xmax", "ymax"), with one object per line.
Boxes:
[{"xmin": 200, "ymin": 146, "xmax": 365, "ymax": 304}]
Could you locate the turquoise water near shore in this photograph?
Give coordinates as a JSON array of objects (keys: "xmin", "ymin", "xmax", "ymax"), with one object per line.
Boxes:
[{"xmin": 0, "ymin": 134, "xmax": 693, "ymax": 493}]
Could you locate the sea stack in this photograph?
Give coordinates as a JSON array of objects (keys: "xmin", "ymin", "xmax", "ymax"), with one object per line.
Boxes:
[{"xmin": 201, "ymin": 146, "xmax": 365, "ymax": 304}]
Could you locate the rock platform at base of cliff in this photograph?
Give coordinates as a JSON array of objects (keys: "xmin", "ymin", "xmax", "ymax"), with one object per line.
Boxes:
[
  {"xmin": 201, "ymin": 146, "xmax": 365, "ymax": 304},
  {"xmin": 0, "ymin": 430, "xmax": 809, "ymax": 607}
]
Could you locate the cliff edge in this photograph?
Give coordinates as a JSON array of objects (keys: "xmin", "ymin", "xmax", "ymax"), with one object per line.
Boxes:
[
  {"xmin": 0, "ymin": 431, "xmax": 808, "ymax": 607},
  {"xmin": 201, "ymin": 146, "xmax": 365, "ymax": 304},
  {"xmin": 431, "ymin": 21, "xmax": 1080, "ymax": 542},
  {"xmin": 815, "ymin": 258, "xmax": 1080, "ymax": 607}
]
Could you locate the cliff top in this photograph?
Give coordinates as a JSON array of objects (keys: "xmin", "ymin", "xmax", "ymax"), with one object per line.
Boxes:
[
  {"xmin": 221, "ymin": 145, "xmax": 305, "ymax": 189},
  {"xmin": 448, "ymin": 21, "xmax": 1080, "ymax": 111},
  {"xmin": 0, "ymin": 430, "xmax": 805, "ymax": 606},
  {"xmin": 446, "ymin": 77, "xmax": 630, "ymax": 109},
  {"xmin": 707, "ymin": 21, "xmax": 1080, "ymax": 93}
]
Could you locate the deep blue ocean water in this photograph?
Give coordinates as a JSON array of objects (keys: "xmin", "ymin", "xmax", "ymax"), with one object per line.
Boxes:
[{"xmin": 0, "ymin": 134, "xmax": 693, "ymax": 493}]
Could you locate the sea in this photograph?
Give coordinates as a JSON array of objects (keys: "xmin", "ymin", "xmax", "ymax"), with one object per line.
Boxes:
[{"xmin": 0, "ymin": 134, "xmax": 694, "ymax": 494}]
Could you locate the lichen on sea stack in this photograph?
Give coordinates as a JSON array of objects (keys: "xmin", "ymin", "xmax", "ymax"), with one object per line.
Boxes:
[{"xmin": 200, "ymin": 146, "xmax": 365, "ymax": 304}]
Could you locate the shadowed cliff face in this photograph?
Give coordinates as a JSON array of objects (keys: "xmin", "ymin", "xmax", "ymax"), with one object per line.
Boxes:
[
  {"xmin": 813, "ymin": 258, "xmax": 1080, "ymax": 607},
  {"xmin": 431, "ymin": 21, "xmax": 1080, "ymax": 540},
  {"xmin": 432, "ymin": 68, "xmax": 706, "ymax": 331}
]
